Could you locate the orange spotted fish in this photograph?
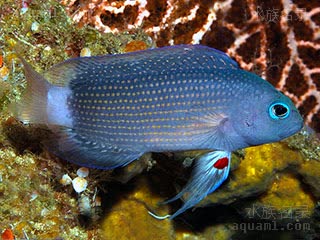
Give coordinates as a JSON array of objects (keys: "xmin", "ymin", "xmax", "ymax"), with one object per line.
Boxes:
[{"xmin": 13, "ymin": 45, "xmax": 303, "ymax": 219}]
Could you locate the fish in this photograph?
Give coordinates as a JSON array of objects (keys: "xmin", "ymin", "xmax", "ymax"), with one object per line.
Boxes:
[{"xmin": 12, "ymin": 44, "xmax": 303, "ymax": 219}]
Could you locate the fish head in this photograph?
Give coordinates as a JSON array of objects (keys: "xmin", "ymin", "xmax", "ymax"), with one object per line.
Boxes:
[{"xmin": 230, "ymin": 76, "xmax": 303, "ymax": 147}]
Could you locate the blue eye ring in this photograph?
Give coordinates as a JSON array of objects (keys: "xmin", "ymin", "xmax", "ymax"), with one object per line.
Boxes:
[{"xmin": 269, "ymin": 102, "xmax": 290, "ymax": 120}]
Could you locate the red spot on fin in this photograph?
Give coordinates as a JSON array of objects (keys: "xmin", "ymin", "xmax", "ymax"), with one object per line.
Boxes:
[{"xmin": 213, "ymin": 157, "xmax": 229, "ymax": 169}]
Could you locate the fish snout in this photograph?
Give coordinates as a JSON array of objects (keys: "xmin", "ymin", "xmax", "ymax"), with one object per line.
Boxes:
[{"xmin": 278, "ymin": 110, "xmax": 304, "ymax": 139}]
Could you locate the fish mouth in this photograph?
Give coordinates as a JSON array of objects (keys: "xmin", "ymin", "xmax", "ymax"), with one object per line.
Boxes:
[
  {"xmin": 279, "ymin": 128, "xmax": 299, "ymax": 139},
  {"xmin": 278, "ymin": 118, "xmax": 304, "ymax": 139}
]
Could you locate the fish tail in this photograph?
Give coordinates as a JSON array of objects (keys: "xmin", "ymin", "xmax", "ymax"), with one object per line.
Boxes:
[{"xmin": 10, "ymin": 58, "xmax": 50, "ymax": 125}]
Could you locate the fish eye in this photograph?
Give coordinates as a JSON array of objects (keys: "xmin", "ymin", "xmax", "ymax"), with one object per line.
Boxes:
[{"xmin": 269, "ymin": 102, "xmax": 290, "ymax": 120}]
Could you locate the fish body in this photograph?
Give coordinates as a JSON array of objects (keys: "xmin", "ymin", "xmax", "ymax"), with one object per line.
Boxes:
[{"xmin": 14, "ymin": 45, "xmax": 303, "ymax": 218}]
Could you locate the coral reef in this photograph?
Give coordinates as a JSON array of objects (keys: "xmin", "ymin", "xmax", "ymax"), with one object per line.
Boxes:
[
  {"xmin": 101, "ymin": 177, "xmax": 173, "ymax": 240},
  {"xmin": 0, "ymin": 118, "xmax": 93, "ymax": 239},
  {"xmin": 100, "ymin": 139, "xmax": 320, "ymax": 239},
  {"xmin": 0, "ymin": 0, "xmax": 319, "ymax": 239},
  {"xmin": 61, "ymin": 0, "xmax": 320, "ymax": 133}
]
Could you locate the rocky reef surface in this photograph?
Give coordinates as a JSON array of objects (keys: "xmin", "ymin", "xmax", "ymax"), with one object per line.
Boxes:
[{"xmin": 0, "ymin": 1, "xmax": 319, "ymax": 239}]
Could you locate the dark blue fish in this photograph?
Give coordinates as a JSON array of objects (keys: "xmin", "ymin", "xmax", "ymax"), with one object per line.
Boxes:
[{"xmin": 13, "ymin": 45, "xmax": 303, "ymax": 219}]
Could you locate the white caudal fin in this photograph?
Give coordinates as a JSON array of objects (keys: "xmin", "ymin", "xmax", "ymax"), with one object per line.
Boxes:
[
  {"xmin": 9, "ymin": 58, "xmax": 50, "ymax": 125},
  {"xmin": 10, "ymin": 57, "xmax": 73, "ymax": 128}
]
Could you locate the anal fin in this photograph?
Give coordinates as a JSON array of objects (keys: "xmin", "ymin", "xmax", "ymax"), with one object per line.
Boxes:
[{"xmin": 45, "ymin": 128, "xmax": 143, "ymax": 170}]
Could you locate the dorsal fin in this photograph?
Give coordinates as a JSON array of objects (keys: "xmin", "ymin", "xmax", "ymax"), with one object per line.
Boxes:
[{"xmin": 43, "ymin": 45, "xmax": 238, "ymax": 86}]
